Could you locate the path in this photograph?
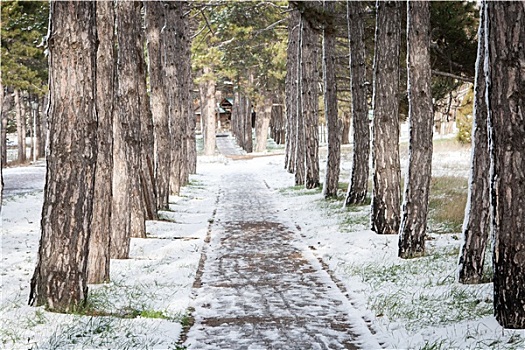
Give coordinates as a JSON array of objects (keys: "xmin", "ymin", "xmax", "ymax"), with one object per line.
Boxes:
[
  {"xmin": 184, "ymin": 136, "xmax": 380, "ymax": 349},
  {"xmin": 2, "ymin": 161, "xmax": 46, "ymax": 199}
]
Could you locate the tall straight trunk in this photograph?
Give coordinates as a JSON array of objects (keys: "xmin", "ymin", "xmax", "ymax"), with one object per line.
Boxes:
[
  {"xmin": 398, "ymin": 1, "xmax": 433, "ymax": 259},
  {"xmin": 29, "ymin": 98, "xmax": 35, "ymax": 162},
  {"xmin": 457, "ymin": 3, "xmax": 490, "ymax": 284},
  {"xmin": 177, "ymin": 1, "xmax": 191, "ymax": 183},
  {"xmin": 112, "ymin": 0, "xmax": 144, "ymax": 257},
  {"xmin": 245, "ymin": 95, "xmax": 252, "ymax": 152},
  {"xmin": 145, "ymin": 0, "xmax": 170, "ymax": 211},
  {"xmin": 345, "ymin": 0, "xmax": 370, "ymax": 205},
  {"xmin": 486, "ymin": 1, "xmax": 525, "ymax": 329},
  {"xmin": 33, "ymin": 98, "xmax": 41, "ymax": 160},
  {"xmin": 301, "ymin": 13, "xmax": 320, "ymax": 190},
  {"xmin": 285, "ymin": 7, "xmax": 300, "ymax": 173},
  {"xmin": 39, "ymin": 95, "xmax": 47, "ymax": 157},
  {"xmin": 29, "ymin": 1, "xmax": 97, "ymax": 312},
  {"xmin": 165, "ymin": 1, "xmax": 183, "ymax": 196},
  {"xmin": 202, "ymin": 67, "xmax": 216, "ymax": 156},
  {"xmin": 370, "ymin": 1, "xmax": 401, "ymax": 235},
  {"xmin": 137, "ymin": 7, "xmax": 158, "ymax": 223},
  {"xmin": 254, "ymin": 94, "xmax": 272, "ymax": 153},
  {"xmin": 15, "ymin": 89, "xmax": 26, "ymax": 163},
  {"xmin": 295, "ymin": 17, "xmax": 306, "ymax": 186},
  {"xmin": 322, "ymin": 0, "xmax": 340, "ymax": 198},
  {"xmin": 341, "ymin": 112, "xmax": 350, "ymax": 145},
  {"xmin": 232, "ymin": 91, "xmax": 241, "ymax": 146},
  {"xmin": 180, "ymin": 2, "xmax": 196, "ymax": 175},
  {"xmin": 1, "ymin": 87, "xmax": 11, "ymax": 168},
  {"xmin": 88, "ymin": 0, "xmax": 115, "ymax": 284}
]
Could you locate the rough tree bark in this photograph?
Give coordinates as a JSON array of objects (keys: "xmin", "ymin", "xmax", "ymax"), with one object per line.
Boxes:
[
  {"xmin": 145, "ymin": 0, "xmax": 170, "ymax": 211},
  {"xmin": 1, "ymin": 88, "xmax": 11, "ymax": 168},
  {"xmin": 398, "ymin": 1, "xmax": 433, "ymax": 259},
  {"xmin": 295, "ymin": 16, "xmax": 306, "ymax": 187},
  {"xmin": 243, "ymin": 93, "xmax": 253, "ymax": 153},
  {"xmin": 112, "ymin": 0, "xmax": 144, "ymax": 257},
  {"xmin": 255, "ymin": 94, "xmax": 272, "ymax": 153},
  {"xmin": 322, "ymin": 0, "xmax": 340, "ymax": 198},
  {"xmin": 15, "ymin": 89, "xmax": 26, "ymax": 163},
  {"xmin": 202, "ymin": 66, "xmax": 216, "ymax": 156},
  {"xmin": 165, "ymin": 1, "xmax": 183, "ymax": 196},
  {"xmin": 285, "ymin": 7, "xmax": 300, "ymax": 173},
  {"xmin": 486, "ymin": 1, "xmax": 525, "ymax": 329},
  {"xmin": 301, "ymin": 14, "xmax": 320, "ymax": 190},
  {"xmin": 345, "ymin": 0, "xmax": 370, "ymax": 206},
  {"xmin": 87, "ymin": 1, "xmax": 115, "ymax": 284},
  {"xmin": 28, "ymin": 1, "xmax": 97, "ymax": 312},
  {"xmin": 370, "ymin": 1, "xmax": 401, "ymax": 235},
  {"xmin": 137, "ymin": 3, "xmax": 158, "ymax": 223},
  {"xmin": 457, "ymin": 3, "xmax": 490, "ymax": 284}
]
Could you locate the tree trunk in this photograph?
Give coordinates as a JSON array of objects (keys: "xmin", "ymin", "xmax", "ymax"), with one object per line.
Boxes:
[
  {"xmin": 255, "ymin": 94, "xmax": 272, "ymax": 153},
  {"xmin": 88, "ymin": 0, "xmax": 115, "ymax": 284},
  {"xmin": 33, "ymin": 98, "xmax": 41, "ymax": 160},
  {"xmin": 322, "ymin": 0, "xmax": 340, "ymax": 198},
  {"xmin": 137, "ymin": 5, "xmax": 158, "ymax": 223},
  {"xmin": 15, "ymin": 89, "xmax": 26, "ymax": 163},
  {"xmin": 398, "ymin": 1, "xmax": 433, "ymax": 259},
  {"xmin": 112, "ymin": 0, "xmax": 144, "ymax": 257},
  {"xmin": 295, "ymin": 16, "xmax": 306, "ymax": 187},
  {"xmin": 202, "ymin": 67, "xmax": 217, "ymax": 156},
  {"xmin": 1, "ymin": 87, "xmax": 11, "ymax": 168},
  {"xmin": 301, "ymin": 13, "xmax": 320, "ymax": 190},
  {"xmin": 243, "ymin": 94, "xmax": 253, "ymax": 153},
  {"xmin": 39, "ymin": 95, "xmax": 47, "ymax": 157},
  {"xmin": 285, "ymin": 7, "xmax": 299, "ymax": 173},
  {"xmin": 457, "ymin": 3, "xmax": 490, "ymax": 284},
  {"xmin": 370, "ymin": 1, "xmax": 401, "ymax": 235},
  {"xmin": 345, "ymin": 0, "xmax": 370, "ymax": 205},
  {"xmin": 165, "ymin": 1, "xmax": 183, "ymax": 196},
  {"xmin": 486, "ymin": 1, "xmax": 525, "ymax": 329},
  {"xmin": 145, "ymin": 0, "xmax": 170, "ymax": 211},
  {"xmin": 341, "ymin": 112, "xmax": 350, "ymax": 145},
  {"xmin": 177, "ymin": 1, "xmax": 191, "ymax": 184},
  {"xmin": 29, "ymin": 1, "xmax": 97, "ymax": 312}
]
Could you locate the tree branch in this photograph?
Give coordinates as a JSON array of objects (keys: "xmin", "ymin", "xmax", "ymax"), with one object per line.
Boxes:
[{"xmin": 432, "ymin": 70, "xmax": 474, "ymax": 83}]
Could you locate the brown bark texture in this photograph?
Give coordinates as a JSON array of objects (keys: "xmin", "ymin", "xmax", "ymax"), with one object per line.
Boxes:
[
  {"xmin": 301, "ymin": 14, "xmax": 320, "ymax": 190},
  {"xmin": 243, "ymin": 93, "xmax": 253, "ymax": 153},
  {"xmin": 285, "ymin": 7, "xmax": 300, "ymax": 173},
  {"xmin": 345, "ymin": 0, "xmax": 370, "ymax": 206},
  {"xmin": 145, "ymin": 0, "xmax": 170, "ymax": 211},
  {"xmin": 29, "ymin": 1, "xmax": 97, "ymax": 312},
  {"xmin": 165, "ymin": 1, "xmax": 183, "ymax": 196},
  {"xmin": 398, "ymin": 1, "xmax": 434, "ymax": 259},
  {"xmin": 486, "ymin": 1, "xmax": 525, "ymax": 329},
  {"xmin": 137, "ymin": 4, "xmax": 158, "ymax": 223},
  {"xmin": 112, "ymin": 1, "xmax": 144, "ymax": 257},
  {"xmin": 457, "ymin": 4, "xmax": 490, "ymax": 284},
  {"xmin": 202, "ymin": 67, "xmax": 217, "ymax": 156},
  {"xmin": 255, "ymin": 94, "xmax": 272, "ymax": 153},
  {"xmin": 15, "ymin": 89, "xmax": 26, "ymax": 162},
  {"xmin": 294, "ymin": 16, "xmax": 306, "ymax": 187},
  {"xmin": 322, "ymin": 0, "xmax": 340, "ymax": 198},
  {"xmin": 370, "ymin": 1, "xmax": 401, "ymax": 235},
  {"xmin": 88, "ymin": 1, "xmax": 115, "ymax": 284}
]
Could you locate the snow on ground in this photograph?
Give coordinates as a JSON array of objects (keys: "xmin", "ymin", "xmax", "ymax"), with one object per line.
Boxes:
[{"xmin": 2, "ymin": 139, "xmax": 525, "ymax": 349}]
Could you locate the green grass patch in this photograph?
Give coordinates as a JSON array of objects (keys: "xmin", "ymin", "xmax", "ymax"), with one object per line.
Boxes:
[{"xmin": 428, "ymin": 176, "xmax": 468, "ymax": 233}]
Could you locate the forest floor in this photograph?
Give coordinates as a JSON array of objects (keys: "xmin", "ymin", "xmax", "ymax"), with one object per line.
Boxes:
[{"xmin": 2, "ymin": 134, "xmax": 525, "ymax": 349}]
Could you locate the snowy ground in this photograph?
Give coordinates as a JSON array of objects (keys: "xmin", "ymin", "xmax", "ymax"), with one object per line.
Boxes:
[{"xmin": 2, "ymin": 138, "xmax": 524, "ymax": 349}]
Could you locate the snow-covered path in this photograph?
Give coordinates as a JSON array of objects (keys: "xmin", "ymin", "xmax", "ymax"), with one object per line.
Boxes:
[{"xmin": 185, "ymin": 159, "xmax": 382, "ymax": 349}]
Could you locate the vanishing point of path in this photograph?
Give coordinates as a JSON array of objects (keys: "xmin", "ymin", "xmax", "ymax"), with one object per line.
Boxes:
[{"xmin": 184, "ymin": 135, "xmax": 381, "ymax": 349}]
